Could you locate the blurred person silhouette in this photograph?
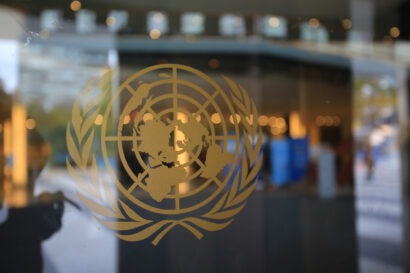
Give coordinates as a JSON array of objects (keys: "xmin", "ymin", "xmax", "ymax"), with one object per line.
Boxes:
[
  {"xmin": 364, "ymin": 127, "xmax": 384, "ymax": 181},
  {"xmin": 0, "ymin": 192, "xmax": 65, "ymax": 273},
  {"xmin": 364, "ymin": 140, "xmax": 374, "ymax": 180},
  {"xmin": 334, "ymin": 135, "xmax": 354, "ymax": 187},
  {"xmin": 0, "ymin": 81, "xmax": 67, "ymax": 273}
]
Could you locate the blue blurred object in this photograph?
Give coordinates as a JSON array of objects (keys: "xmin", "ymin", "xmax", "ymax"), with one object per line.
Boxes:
[
  {"xmin": 270, "ymin": 139, "xmax": 290, "ymax": 186},
  {"xmin": 290, "ymin": 137, "xmax": 309, "ymax": 181}
]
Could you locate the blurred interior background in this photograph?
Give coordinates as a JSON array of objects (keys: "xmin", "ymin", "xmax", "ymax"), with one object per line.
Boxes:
[{"xmin": 0, "ymin": 0, "xmax": 410, "ymax": 272}]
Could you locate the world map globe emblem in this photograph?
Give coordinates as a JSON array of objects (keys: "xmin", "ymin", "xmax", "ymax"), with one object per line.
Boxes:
[
  {"xmin": 68, "ymin": 64, "xmax": 262, "ymax": 243},
  {"xmin": 101, "ymin": 64, "xmax": 243, "ymax": 214}
]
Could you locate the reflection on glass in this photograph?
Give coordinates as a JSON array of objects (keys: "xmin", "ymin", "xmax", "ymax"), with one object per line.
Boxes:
[{"xmin": 0, "ymin": 1, "xmax": 409, "ymax": 272}]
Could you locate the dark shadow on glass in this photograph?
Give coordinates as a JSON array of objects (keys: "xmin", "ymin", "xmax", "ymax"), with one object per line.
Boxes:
[{"xmin": 0, "ymin": 83, "xmax": 67, "ymax": 273}]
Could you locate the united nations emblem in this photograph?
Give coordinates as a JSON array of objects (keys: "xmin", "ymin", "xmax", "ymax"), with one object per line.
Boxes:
[{"xmin": 67, "ymin": 64, "xmax": 262, "ymax": 245}]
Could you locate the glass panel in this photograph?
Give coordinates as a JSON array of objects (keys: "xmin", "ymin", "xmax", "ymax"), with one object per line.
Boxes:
[{"xmin": 0, "ymin": 1, "xmax": 408, "ymax": 273}]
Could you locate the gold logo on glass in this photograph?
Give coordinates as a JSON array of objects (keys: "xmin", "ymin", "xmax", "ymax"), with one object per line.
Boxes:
[{"xmin": 66, "ymin": 64, "xmax": 262, "ymax": 245}]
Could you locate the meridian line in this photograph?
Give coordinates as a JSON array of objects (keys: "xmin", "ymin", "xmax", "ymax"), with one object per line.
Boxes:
[
  {"xmin": 128, "ymin": 170, "xmax": 148, "ymax": 193},
  {"xmin": 186, "ymin": 150, "xmax": 223, "ymax": 186},
  {"xmin": 147, "ymin": 108, "xmax": 161, "ymax": 121},
  {"xmin": 175, "ymin": 195, "xmax": 180, "ymax": 210},
  {"xmin": 195, "ymin": 91, "xmax": 220, "ymax": 116},
  {"xmin": 105, "ymin": 135, "xmax": 140, "ymax": 141},
  {"xmin": 172, "ymin": 66, "xmax": 181, "ymax": 206},
  {"xmin": 172, "ymin": 66, "xmax": 178, "ymax": 121},
  {"xmin": 125, "ymin": 85, "xmax": 135, "ymax": 95}
]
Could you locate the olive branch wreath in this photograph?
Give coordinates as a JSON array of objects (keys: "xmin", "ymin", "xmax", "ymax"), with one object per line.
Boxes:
[{"xmin": 66, "ymin": 69, "xmax": 263, "ymax": 245}]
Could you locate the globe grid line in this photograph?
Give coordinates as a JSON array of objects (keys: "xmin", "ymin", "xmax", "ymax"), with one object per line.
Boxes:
[
  {"xmin": 104, "ymin": 134, "xmax": 237, "ymax": 142},
  {"xmin": 176, "ymin": 79, "xmax": 222, "ymax": 116},
  {"xmin": 101, "ymin": 65, "xmax": 242, "ymax": 214},
  {"xmin": 117, "ymin": 87, "xmax": 230, "ymax": 196},
  {"xmin": 67, "ymin": 64, "xmax": 263, "ymax": 245},
  {"xmin": 124, "ymin": 84, "xmax": 136, "ymax": 96}
]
